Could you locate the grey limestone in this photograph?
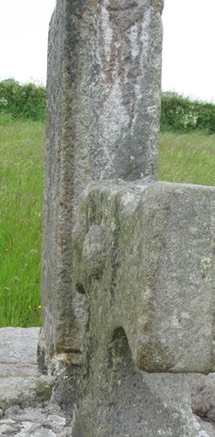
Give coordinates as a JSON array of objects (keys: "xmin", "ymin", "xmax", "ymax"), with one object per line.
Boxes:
[
  {"xmin": 188, "ymin": 373, "xmax": 215, "ymax": 424},
  {"xmin": 40, "ymin": 0, "xmax": 215, "ymax": 435},
  {"xmin": 72, "ymin": 180, "xmax": 215, "ymax": 435},
  {"xmin": 0, "ymin": 406, "xmax": 72, "ymax": 437},
  {"xmin": 0, "ymin": 328, "xmax": 73, "ymax": 436},
  {"xmin": 0, "ymin": 327, "xmax": 40, "ymax": 377},
  {"xmin": 0, "ymin": 328, "xmax": 55, "ymax": 412},
  {"xmin": 41, "ymin": 0, "xmax": 163, "ymax": 366},
  {"xmin": 74, "ymin": 181, "xmax": 215, "ymax": 373},
  {"xmin": 0, "ymin": 327, "xmax": 40, "ymax": 363},
  {"xmin": 1, "ymin": 329, "xmax": 215, "ymax": 436}
]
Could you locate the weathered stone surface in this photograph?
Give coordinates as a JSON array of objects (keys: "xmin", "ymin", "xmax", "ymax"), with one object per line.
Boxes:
[
  {"xmin": 0, "ymin": 405, "xmax": 72, "ymax": 437},
  {"xmin": 0, "ymin": 328, "xmax": 40, "ymax": 377},
  {"xmin": 1, "ymin": 328, "xmax": 215, "ymax": 435},
  {"xmin": 72, "ymin": 180, "xmax": 215, "ymax": 435},
  {"xmin": 73, "ymin": 368, "xmax": 197, "ymax": 437},
  {"xmin": 75, "ymin": 180, "xmax": 215, "ymax": 373},
  {"xmin": 41, "ymin": 0, "xmax": 87, "ymax": 364},
  {"xmin": 193, "ymin": 415, "xmax": 215, "ymax": 437},
  {"xmin": 41, "ymin": 0, "xmax": 163, "ymax": 365},
  {"xmin": 0, "ymin": 376, "xmax": 55, "ymax": 411},
  {"xmin": 188, "ymin": 373, "xmax": 215, "ymax": 424},
  {"xmin": 0, "ymin": 328, "xmax": 73, "ymax": 436},
  {"xmin": 0, "ymin": 328, "xmax": 55, "ymax": 412},
  {"xmin": 40, "ymin": 0, "xmax": 215, "ymax": 435}
]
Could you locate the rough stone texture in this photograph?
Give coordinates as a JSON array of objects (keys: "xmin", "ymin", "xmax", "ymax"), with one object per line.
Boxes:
[
  {"xmin": 0, "ymin": 328, "xmax": 55, "ymax": 412},
  {"xmin": 41, "ymin": 0, "xmax": 163, "ymax": 367},
  {"xmin": 0, "ymin": 376, "xmax": 56, "ymax": 412},
  {"xmin": 40, "ymin": 0, "xmax": 215, "ymax": 435},
  {"xmin": 0, "ymin": 328, "xmax": 74, "ymax": 436},
  {"xmin": 0, "ymin": 327, "xmax": 40, "ymax": 377},
  {"xmin": 73, "ymin": 369, "xmax": 196, "ymax": 437},
  {"xmin": 193, "ymin": 415, "xmax": 215, "ymax": 437},
  {"xmin": 188, "ymin": 374, "xmax": 215, "ymax": 424},
  {"xmin": 73, "ymin": 180, "xmax": 215, "ymax": 436},
  {"xmin": 75, "ymin": 180, "xmax": 215, "ymax": 373},
  {"xmin": 0, "ymin": 406, "xmax": 73, "ymax": 437},
  {"xmin": 41, "ymin": 0, "xmax": 87, "ymax": 366},
  {"xmin": 1, "ymin": 329, "xmax": 215, "ymax": 436}
]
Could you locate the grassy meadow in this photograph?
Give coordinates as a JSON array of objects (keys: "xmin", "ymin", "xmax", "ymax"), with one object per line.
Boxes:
[
  {"xmin": 0, "ymin": 120, "xmax": 215, "ymax": 326},
  {"xmin": 159, "ymin": 131, "xmax": 215, "ymax": 186},
  {"xmin": 0, "ymin": 119, "xmax": 44, "ymax": 326}
]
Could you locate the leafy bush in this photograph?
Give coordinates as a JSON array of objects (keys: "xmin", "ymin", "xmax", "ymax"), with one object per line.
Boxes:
[
  {"xmin": 161, "ymin": 92, "xmax": 215, "ymax": 134},
  {"xmin": 0, "ymin": 79, "xmax": 46, "ymax": 122}
]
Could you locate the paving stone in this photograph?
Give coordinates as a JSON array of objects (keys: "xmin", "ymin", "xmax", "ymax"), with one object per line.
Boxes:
[
  {"xmin": 0, "ymin": 328, "xmax": 40, "ymax": 378},
  {"xmin": 0, "ymin": 328, "xmax": 73, "ymax": 436}
]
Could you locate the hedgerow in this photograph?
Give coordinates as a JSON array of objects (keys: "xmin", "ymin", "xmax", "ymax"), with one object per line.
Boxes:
[
  {"xmin": 0, "ymin": 78, "xmax": 46, "ymax": 122},
  {"xmin": 1, "ymin": 79, "xmax": 215, "ymax": 133},
  {"xmin": 161, "ymin": 92, "xmax": 215, "ymax": 134}
]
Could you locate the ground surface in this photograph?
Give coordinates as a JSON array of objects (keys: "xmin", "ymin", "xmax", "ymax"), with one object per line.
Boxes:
[
  {"xmin": 0, "ymin": 328, "xmax": 73, "ymax": 436},
  {"xmin": 0, "ymin": 327, "xmax": 215, "ymax": 437}
]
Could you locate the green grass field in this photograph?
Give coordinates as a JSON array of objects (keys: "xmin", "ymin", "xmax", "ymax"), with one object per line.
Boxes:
[
  {"xmin": 0, "ymin": 120, "xmax": 44, "ymax": 326},
  {"xmin": 159, "ymin": 131, "xmax": 215, "ymax": 186},
  {"xmin": 0, "ymin": 122, "xmax": 215, "ymax": 326}
]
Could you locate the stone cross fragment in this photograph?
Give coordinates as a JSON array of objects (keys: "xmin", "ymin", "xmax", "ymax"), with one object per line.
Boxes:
[
  {"xmin": 41, "ymin": 0, "xmax": 163, "ymax": 368},
  {"xmin": 72, "ymin": 180, "xmax": 215, "ymax": 436},
  {"xmin": 39, "ymin": 0, "xmax": 215, "ymax": 435}
]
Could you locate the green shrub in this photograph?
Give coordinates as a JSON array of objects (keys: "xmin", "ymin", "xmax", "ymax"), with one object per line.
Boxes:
[
  {"xmin": 0, "ymin": 79, "xmax": 46, "ymax": 122},
  {"xmin": 161, "ymin": 92, "xmax": 215, "ymax": 134},
  {"xmin": 0, "ymin": 112, "xmax": 13, "ymax": 125}
]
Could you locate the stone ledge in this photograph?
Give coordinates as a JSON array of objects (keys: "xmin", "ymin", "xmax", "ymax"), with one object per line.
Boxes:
[{"xmin": 0, "ymin": 327, "xmax": 40, "ymax": 367}]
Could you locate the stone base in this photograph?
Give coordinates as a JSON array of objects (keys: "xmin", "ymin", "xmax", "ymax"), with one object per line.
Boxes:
[
  {"xmin": 1, "ymin": 328, "xmax": 215, "ymax": 436},
  {"xmin": 73, "ymin": 330, "xmax": 196, "ymax": 437}
]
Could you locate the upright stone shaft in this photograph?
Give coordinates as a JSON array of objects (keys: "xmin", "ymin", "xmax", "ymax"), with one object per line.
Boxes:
[
  {"xmin": 41, "ymin": 0, "xmax": 164, "ymax": 365},
  {"xmin": 41, "ymin": 2, "xmax": 215, "ymax": 435},
  {"xmin": 89, "ymin": 0, "xmax": 163, "ymax": 180}
]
